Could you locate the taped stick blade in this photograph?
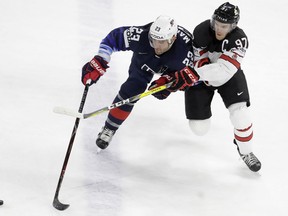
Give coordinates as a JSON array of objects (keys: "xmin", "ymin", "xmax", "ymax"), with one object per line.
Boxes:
[{"xmin": 53, "ymin": 106, "xmax": 84, "ymax": 119}]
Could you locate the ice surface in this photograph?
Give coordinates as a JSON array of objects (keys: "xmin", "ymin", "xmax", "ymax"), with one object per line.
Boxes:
[{"xmin": 1, "ymin": 0, "xmax": 288, "ymax": 215}]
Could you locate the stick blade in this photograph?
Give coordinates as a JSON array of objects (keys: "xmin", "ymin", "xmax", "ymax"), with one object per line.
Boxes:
[
  {"xmin": 53, "ymin": 106, "xmax": 83, "ymax": 119},
  {"xmin": 53, "ymin": 197, "xmax": 70, "ymax": 211}
]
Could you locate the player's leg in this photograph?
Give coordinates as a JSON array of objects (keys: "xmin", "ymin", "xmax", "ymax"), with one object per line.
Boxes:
[
  {"xmin": 228, "ymin": 102, "xmax": 253, "ymax": 154},
  {"xmin": 185, "ymin": 83, "xmax": 214, "ymax": 136},
  {"xmin": 96, "ymin": 76, "xmax": 150, "ymax": 149},
  {"xmin": 219, "ymin": 70, "xmax": 261, "ymax": 171}
]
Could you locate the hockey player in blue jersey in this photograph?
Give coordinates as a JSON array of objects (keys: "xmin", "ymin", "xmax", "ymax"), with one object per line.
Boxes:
[
  {"xmin": 153, "ymin": 2, "xmax": 261, "ymax": 172},
  {"xmin": 81, "ymin": 15, "xmax": 193, "ymax": 150}
]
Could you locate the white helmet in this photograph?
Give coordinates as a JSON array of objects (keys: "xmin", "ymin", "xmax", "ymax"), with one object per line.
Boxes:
[{"xmin": 149, "ymin": 15, "xmax": 178, "ymax": 43}]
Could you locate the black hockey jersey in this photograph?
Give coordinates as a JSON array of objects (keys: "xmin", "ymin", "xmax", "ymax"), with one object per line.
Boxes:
[{"xmin": 193, "ymin": 20, "xmax": 248, "ymax": 87}]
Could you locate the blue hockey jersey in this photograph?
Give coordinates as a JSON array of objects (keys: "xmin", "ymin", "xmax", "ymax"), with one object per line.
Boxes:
[{"xmin": 97, "ymin": 23, "xmax": 194, "ymax": 83}]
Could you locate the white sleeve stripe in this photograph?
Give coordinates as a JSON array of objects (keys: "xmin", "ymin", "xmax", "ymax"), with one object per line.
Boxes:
[{"xmin": 97, "ymin": 44, "xmax": 113, "ymax": 62}]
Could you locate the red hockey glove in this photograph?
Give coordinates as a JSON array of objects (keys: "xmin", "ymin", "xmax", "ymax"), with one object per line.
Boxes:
[
  {"xmin": 194, "ymin": 58, "xmax": 211, "ymax": 86},
  {"xmin": 148, "ymin": 76, "xmax": 172, "ymax": 100},
  {"xmin": 169, "ymin": 66, "xmax": 200, "ymax": 91},
  {"xmin": 195, "ymin": 57, "xmax": 210, "ymax": 68},
  {"xmin": 81, "ymin": 55, "xmax": 109, "ymax": 85}
]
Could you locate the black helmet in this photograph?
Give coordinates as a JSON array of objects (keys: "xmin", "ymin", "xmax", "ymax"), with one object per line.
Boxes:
[{"xmin": 212, "ymin": 2, "xmax": 240, "ymax": 24}]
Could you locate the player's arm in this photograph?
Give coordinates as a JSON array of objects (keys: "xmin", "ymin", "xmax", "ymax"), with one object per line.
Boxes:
[
  {"xmin": 81, "ymin": 26, "xmax": 139, "ymax": 85},
  {"xmin": 97, "ymin": 26, "xmax": 134, "ymax": 62},
  {"xmin": 195, "ymin": 37, "xmax": 248, "ymax": 86}
]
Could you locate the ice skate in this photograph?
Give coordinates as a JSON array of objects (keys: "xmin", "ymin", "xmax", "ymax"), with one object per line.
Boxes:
[
  {"xmin": 96, "ymin": 126, "xmax": 115, "ymax": 150},
  {"xmin": 234, "ymin": 140, "xmax": 261, "ymax": 172}
]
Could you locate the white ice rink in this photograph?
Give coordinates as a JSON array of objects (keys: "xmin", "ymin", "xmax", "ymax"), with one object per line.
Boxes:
[{"xmin": 1, "ymin": 0, "xmax": 288, "ymax": 215}]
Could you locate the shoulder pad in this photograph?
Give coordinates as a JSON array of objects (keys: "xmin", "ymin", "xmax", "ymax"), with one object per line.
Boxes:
[
  {"xmin": 193, "ymin": 20, "xmax": 213, "ymax": 48},
  {"xmin": 177, "ymin": 26, "xmax": 193, "ymax": 45}
]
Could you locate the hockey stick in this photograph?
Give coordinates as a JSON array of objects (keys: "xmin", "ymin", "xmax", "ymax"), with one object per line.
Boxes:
[
  {"xmin": 53, "ymin": 81, "xmax": 174, "ymax": 119},
  {"xmin": 52, "ymin": 82, "xmax": 90, "ymax": 211}
]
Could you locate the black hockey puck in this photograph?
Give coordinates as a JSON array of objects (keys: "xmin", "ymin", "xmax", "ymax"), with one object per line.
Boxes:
[{"xmin": 0, "ymin": 200, "xmax": 3, "ymax": 205}]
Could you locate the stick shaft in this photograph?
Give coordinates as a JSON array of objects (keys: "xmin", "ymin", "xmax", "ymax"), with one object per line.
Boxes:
[
  {"xmin": 53, "ymin": 84, "xmax": 90, "ymax": 210},
  {"xmin": 83, "ymin": 81, "xmax": 173, "ymax": 119}
]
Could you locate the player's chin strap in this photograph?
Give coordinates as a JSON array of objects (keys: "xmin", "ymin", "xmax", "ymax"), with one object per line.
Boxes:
[{"xmin": 53, "ymin": 81, "xmax": 174, "ymax": 119}]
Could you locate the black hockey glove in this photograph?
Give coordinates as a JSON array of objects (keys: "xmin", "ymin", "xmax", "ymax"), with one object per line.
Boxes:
[{"xmin": 168, "ymin": 66, "xmax": 200, "ymax": 91}]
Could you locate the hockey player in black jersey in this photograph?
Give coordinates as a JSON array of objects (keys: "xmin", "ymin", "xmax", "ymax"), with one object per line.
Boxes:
[
  {"xmin": 154, "ymin": 2, "xmax": 261, "ymax": 172},
  {"xmin": 81, "ymin": 15, "xmax": 193, "ymax": 150}
]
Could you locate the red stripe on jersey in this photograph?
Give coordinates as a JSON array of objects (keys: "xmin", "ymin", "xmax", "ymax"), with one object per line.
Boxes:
[
  {"xmin": 199, "ymin": 50, "xmax": 207, "ymax": 56},
  {"xmin": 110, "ymin": 108, "xmax": 131, "ymax": 121},
  {"xmin": 220, "ymin": 54, "xmax": 240, "ymax": 69}
]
